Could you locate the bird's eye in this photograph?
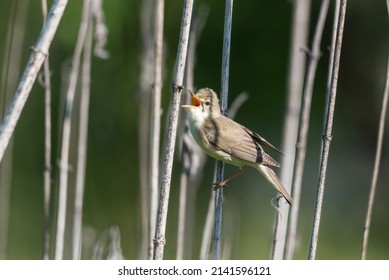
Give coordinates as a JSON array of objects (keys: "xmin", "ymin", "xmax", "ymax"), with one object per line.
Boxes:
[{"xmin": 205, "ymin": 101, "xmax": 211, "ymax": 106}]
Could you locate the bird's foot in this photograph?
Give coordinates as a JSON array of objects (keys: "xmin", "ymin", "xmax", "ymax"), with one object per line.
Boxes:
[{"xmin": 212, "ymin": 182, "xmax": 227, "ymax": 191}]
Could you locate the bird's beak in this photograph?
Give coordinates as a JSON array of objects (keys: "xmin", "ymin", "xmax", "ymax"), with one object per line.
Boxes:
[{"xmin": 182, "ymin": 89, "xmax": 201, "ymax": 109}]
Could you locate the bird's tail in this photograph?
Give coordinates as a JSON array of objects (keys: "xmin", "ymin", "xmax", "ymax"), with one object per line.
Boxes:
[{"xmin": 257, "ymin": 165, "xmax": 293, "ymax": 205}]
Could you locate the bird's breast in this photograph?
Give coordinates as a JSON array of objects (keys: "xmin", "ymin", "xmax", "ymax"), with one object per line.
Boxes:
[{"xmin": 187, "ymin": 115, "xmax": 243, "ymax": 167}]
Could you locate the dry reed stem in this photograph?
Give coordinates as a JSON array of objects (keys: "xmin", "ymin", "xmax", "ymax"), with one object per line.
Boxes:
[
  {"xmin": 40, "ymin": 0, "xmax": 53, "ymax": 261},
  {"xmin": 148, "ymin": 0, "xmax": 164, "ymax": 260},
  {"xmin": 55, "ymin": 0, "xmax": 91, "ymax": 260},
  {"xmin": 308, "ymin": 0, "xmax": 347, "ymax": 260},
  {"xmin": 0, "ymin": 0, "xmax": 68, "ymax": 163},
  {"xmin": 137, "ymin": 0, "xmax": 154, "ymax": 260},
  {"xmin": 272, "ymin": 0, "xmax": 311, "ymax": 260},
  {"xmin": 284, "ymin": 0, "xmax": 330, "ymax": 260},
  {"xmin": 176, "ymin": 6, "xmax": 209, "ymax": 260},
  {"xmin": 72, "ymin": 2, "xmax": 93, "ymax": 260},
  {"xmin": 212, "ymin": 0, "xmax": 233, "ymax": 261},
  {"xmin": 361, "ymin": 56, "xmax": 389, "ymax": 260},
  {"xmin": 153, "ymin": 0, "xmax": 194, "ymax": 260}
]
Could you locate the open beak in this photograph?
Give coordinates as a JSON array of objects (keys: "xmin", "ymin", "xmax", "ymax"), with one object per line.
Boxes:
[{"xmin": 182, "ymin": 89, "xmax": 201, "ymax": 108}]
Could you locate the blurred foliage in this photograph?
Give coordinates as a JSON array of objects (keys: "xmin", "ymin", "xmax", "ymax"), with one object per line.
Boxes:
[{"xmin": 0, "ymin": 0, "xmax": 388, "ymax": 259}]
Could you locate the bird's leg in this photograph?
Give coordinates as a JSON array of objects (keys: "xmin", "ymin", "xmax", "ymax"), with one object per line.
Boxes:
[{"xmin": 213, "ymin": 166, "xmax": 247, "ymax": 190}]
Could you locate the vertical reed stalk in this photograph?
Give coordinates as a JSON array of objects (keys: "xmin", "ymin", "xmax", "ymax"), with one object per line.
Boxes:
[
  {"xmin": 41, "ymin": 0, "xmax": 53, "ymax": 260},
  {"xmin": 272, "ymin": 0, "xmax": 311, "ymax": 260},
  {"xmin": 308, "ymin": 0, "xmax": 347, "ymax": 260},
  {"xmin": 137, "ymin": 0, "xmax": 154, "ymax": 259},
  {"xmin": 148, "ymin": 0, "xmax": 164, "ymax": 260},
  {"xmin": 213, "ymin": 0, "xmax": 233, "ymax": 260},
  {"xmin": 361, "ymin": 57, "xmax": 389, "ymax": 260},
  {"xmin": 153, "ymin": 0, "xmax": 194, "ymax": 260},
  {"xmin": 284, "ymin": 0, "xmax": 330, "ymax": 260},
  {"xmin": 177, "ymin": 6, "xmax": 209, "ymax": 260},
  {"xmin": 55, "ymin": 0, "xmax": 91, "ymax": 260},
  {"xmin": 72, "ymin": 3, "xmax": 93, "ymax": 259}
]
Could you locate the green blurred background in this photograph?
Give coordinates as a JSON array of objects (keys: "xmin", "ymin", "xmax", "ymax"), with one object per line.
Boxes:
[{"xmin": 0, "ymin": 0, "xmax": 388, "ymax": 259}]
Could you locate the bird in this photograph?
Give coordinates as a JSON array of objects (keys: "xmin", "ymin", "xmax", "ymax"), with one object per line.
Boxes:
[{"xmin": 181, "ymin": 87, "xmax": 292, "ymax": 205}]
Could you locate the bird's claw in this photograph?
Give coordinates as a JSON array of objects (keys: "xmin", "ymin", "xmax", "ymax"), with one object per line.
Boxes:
[{"xmin": 212, "ymin": 182, "xmax": 227, "ymax": 191}]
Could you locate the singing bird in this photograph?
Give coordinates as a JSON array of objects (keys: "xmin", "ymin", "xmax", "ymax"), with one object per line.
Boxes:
[{"xmin": 182, "ymin": 88, "xmax": 292, "ymax": 205}]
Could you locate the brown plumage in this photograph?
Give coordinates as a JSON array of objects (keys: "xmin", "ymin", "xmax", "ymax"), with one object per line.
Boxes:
[{"xmin": 182, "ymin": 88, "xmax": 292, "ymax": 205}]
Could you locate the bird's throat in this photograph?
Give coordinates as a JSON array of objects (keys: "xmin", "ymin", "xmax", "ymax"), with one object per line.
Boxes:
[{"xmin": 187, "ymin": 107, "xmax": 208, "ymax": 128}]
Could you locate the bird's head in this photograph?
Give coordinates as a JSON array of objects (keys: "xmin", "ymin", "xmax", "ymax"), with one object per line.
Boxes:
[{"xmin": 182, "ymin": 88, "xmax": 221, "ymax": 120}]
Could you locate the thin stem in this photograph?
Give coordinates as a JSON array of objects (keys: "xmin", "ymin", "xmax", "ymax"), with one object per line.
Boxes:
[
  {"xmin": 308, "ymin": 0, "xmax": 347, "ymax": 260},
  {"xmin": 41, "ymin": 0, "xmax": 53, "ymax": 261},
  {"xmin": 361, "ymin": 56, "xmax": 389, "ymax": 260},
  {"xmin": 284, "ymin": 0, "xmax": 330, "ymax": 260},
  {"xmin": 72, "ymin": 2, "xmax": 93, "ymax": 260},
  {"xmin": 326, "ymin": 0, "xmax": 341, "ymax": 94},
  {"xmin": 177, "ymin": 6, "xmax": 209, "ymax": 260},
  {"xmin": 213, "ymin": 0, "xmax": 233, "ymax": 260},
  {"xmin": 55, "ymin": 0, "xmax": 91, "ymax": 260},
  {"xmin": 148, "ymin": 0, "xmax": 164, "ymax": 260},
  {"xmin": 137, "ymin": 0, "xmax": 154, "ymax": 260},
  {"xmin": 272, "ymin": 0, "xmax": 311, "ymax": 260},
  {"xmin": 153, "ymin": 0, "xmax": 194, "ymax": 260},
  {"xmin": 0, "ymin": 0, "xmax": 68, "ymax": 162}
]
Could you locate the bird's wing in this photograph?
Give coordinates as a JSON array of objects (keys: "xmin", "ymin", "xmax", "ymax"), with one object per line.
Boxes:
[
  {"xmin": 203, "ymin": 116, "xmax": 280, "ymax": 167},
  {"xmin": 240, "ymin": 125, "xmax": 283, "ymax": 155}
]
